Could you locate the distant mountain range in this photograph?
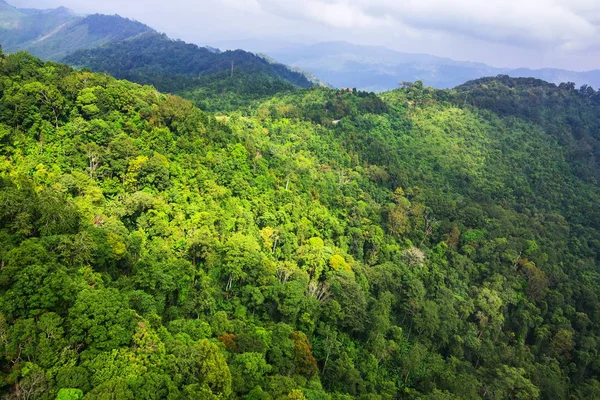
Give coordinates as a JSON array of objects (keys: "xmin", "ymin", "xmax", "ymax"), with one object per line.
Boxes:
[
  {"xmin": 266, "ymin": 41, "xmax": 600, "ymax": 92},
  {"xmin": 0, "ymin": 1, "xmax": 317, "ymax": 111},
  {"xmin": 0, "ymin": 0, "xmax": 152, "ymax": 60},
  {"xmin": 2, "ymin": 0, "xmax": 599, "ymax": 94}
]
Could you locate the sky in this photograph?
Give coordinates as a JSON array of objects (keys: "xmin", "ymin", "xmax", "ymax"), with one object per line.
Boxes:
[{"xmin": 8, "ymin": 0, "xmax": 600, "ymax": 70}]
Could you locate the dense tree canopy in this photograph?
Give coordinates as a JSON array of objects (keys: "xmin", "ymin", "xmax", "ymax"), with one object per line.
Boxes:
[
  {"xmin": 0, "ymin": 51, "xmax": 599, "ymax": 400},
  {"xmin": 63, "ymin": 33, "xmax": 317, "ymax": 112}
]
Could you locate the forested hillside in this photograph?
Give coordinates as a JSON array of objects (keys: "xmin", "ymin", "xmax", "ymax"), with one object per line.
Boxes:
[
  {"xmin": 454, "ymin": 75, "xmax": 600, "ymax": 183},
  {"xmin": 63, "ymin": 32, "xmax": 316, "ymax": 111},
  {"xmin": 0, "ymin": 1, "xmax": 317, "ymax": 112},
  {"xmin": 1, "ymin": 50, "xmax": 600, "ymax": 400}
]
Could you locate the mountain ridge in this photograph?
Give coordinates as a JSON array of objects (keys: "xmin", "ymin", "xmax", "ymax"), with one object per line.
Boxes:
[
  {"xmin": 0, "ymin": 0, "xmax": 154, "ymax": 60},
  {"xmin": 0, "ymin": 1, "xmax": 318, "ymax": 111},
  {"xmin": 62, "ymin": 31, "xmax": 317, "ymax": 111},
  {"xmin": 267, "ymin": 40, "xmax": 600, "ymax": 91}
]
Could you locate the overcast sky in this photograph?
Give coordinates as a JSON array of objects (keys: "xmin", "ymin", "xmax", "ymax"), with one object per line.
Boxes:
[{"xmin": 9, "ymin": 0, "xmax": 600, "ymax": 70}]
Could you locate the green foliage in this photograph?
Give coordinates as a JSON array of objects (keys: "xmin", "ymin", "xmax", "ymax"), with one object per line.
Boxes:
[
  {"xmin": 455, "ymin": 75, "xmax": 600, "ymax": 185},
  {"xmin": 63, "ymin": 32, "xmax": 315, "ymax": 111},
  {"xmin": 55, "ymin": 388, "xmax": 83, "ymax": 400},
  {"xmin": 0, "ymin": 50, "xmax": 599, "ymax": 400}
]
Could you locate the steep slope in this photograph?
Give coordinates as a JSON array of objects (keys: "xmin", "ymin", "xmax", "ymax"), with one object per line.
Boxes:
[
  {"xmin": 0, "ymin": 1, "xmax": 153, "ymax": 60},
  {"xmin": 1, "ymin": 50, "xmax": 599, "ymax": 399},
  {"xmin": 0, "ymin": 1, "xmax": 78, "ymax": 51},
  {"xmin": 0, "ymin": 0, "xmax": 31, "ymax": 27},
  {"xmin": 63, "ymin": 32, "xmax": 316, "ymax": 111},
  {"xmin": 21, "ymin": 14, "xmax": 153, "ymax": 60},
  {"xmin": 454, "ymin": 75, "xmax": 600, "ymax": 183},
  {"xmin": 269, "ymin": 41, "xmax": 600, "ymax": 91}
]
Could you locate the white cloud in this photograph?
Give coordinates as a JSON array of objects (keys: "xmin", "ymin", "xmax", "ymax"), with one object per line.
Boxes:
[
  {"xmin": 6, "ymin": 0, "xmax": 600, "ymax": 69},
  {"xmin": 258, "ymin": 0, "xmax": 389, "ymax": 28},
  {"xmin": 220, "ymin": 0, "xmax": 260, "ymax": 12},
  {"xmin": 256, "ymin": 0, "xmax": 600, "ymax": 50}
]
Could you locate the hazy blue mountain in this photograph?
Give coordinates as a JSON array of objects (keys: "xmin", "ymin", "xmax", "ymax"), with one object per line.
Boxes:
[
  {"xmin": 210, "ymin": 36, "xmax": 315, "ymax": 54},
  {"xmin": 0, "ymin": 0, "xmax": 317, "ymax": 95},
  {"xmin": 0, "ymin": 0, "xmax": 318, "ymax": 112},
  {"xmin": 0, "ymin": 0, "xmax": 153, "ymax": 60},
  {"xmin": 268, "ymin": 41, "xmax": 600, "ymax": 91}
]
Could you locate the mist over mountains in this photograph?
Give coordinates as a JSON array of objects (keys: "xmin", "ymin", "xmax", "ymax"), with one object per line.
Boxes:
[
  {"xmin": 265, "ymin": 41, "xmax": 600, "ymax": 92},
  {"xmin": 2, "ymin": 0, "xmax": 600, "ymax": 93},
  {"xmin": 0, "ymin": 1, "xmax": 600, "ymax": 92},
  {"xmin": 0, "ymin": 0, "xmax": 152, "ymax": 59}
]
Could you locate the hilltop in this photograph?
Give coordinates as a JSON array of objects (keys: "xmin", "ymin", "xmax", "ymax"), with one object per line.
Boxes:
[
  {"xmin": 0, "ymin": 1, "xmax": 152, "ymax": 59},
  {"xmin": 63, "ymin": 32, "xmax": 317, "ymax": 111}
]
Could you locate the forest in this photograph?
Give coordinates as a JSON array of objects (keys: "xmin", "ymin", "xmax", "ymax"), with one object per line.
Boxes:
[
  {"xmin": 0, "ymin": 49, "xmax": 600, "ymax": 400},
  {"xmin": 62, "ymin": 32, "xmax": 317, "ymax": 112}
]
